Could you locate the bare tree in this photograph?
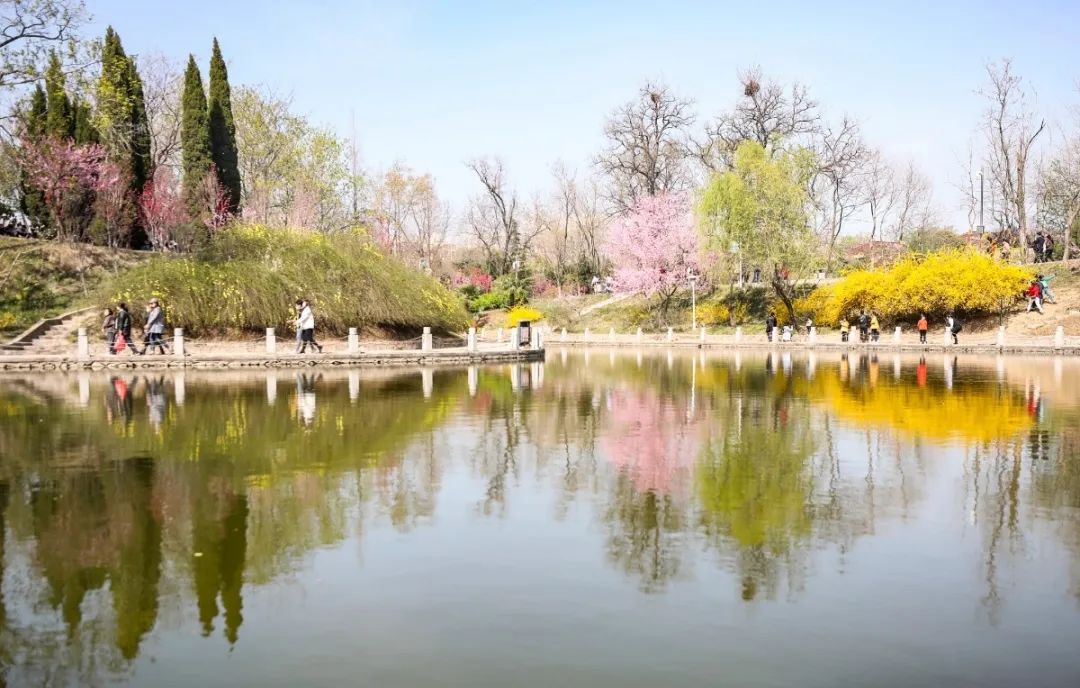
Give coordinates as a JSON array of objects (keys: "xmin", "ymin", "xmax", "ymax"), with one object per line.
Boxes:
[
  {"xmin": 1039, "ymin": 137, "xmax": 1080, "ymax": 261},
  {"xmin": 955, "ymin": 142, "xmax": 981, "ymax": 231},
  {"xmin": 407, "ymin": 174, "xmax": 450, "ymax": 271},
  {"xmin": 698, "ymin": 66, "xmax": 821, "ymax": 171},
  {"xmin": 863, "ymin": 151, "xmax": 897, "ymax": 243},
  {"xmin": 138, "ymin": 52, "xmax": 182, "ymax": 172},
  {"xmin": 812, "ymin": 116, "xmax": 870, "ymax": 268},
  {"xmin": 980, "ymin": 59, "xmax": 1045, "ymax": 248},
  {"xmin": 595, "ymin": 81, "xmax": 694, "ymax": 212},
  {"xmin": 0, "ymin": 0, "xmax": 87, "ymax": 90},
  {"xmin": 892, "ymin": 161, "xmax": 934, "ymax": 241},
  {"xmin": 466, "ymin": 157, "xmax": 540, "ymax": 276}
]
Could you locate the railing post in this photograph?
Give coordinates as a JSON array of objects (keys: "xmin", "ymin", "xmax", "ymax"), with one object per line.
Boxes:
[
  {"xmin": 468, "ymin": 327, "xmax": 478, "ymax": 352},
  {"xmin": 422, "ymin": 326, "xmax": 433, "ymax": 352},
  {"xmin": 609, "ymin": 327, "xmax": 616, "ymax": 343},
  {"xmin": 510, "ymin": 326, "xmax": 521, "ymax": 351},
  {"xmin": 348, "ymin": 327, "xmax": 359, "ymax": 354},
  {"xmin": 943, "ymin": 327, "xmax": 951, "ymax": 345},
  {"xmin": 893, "ymin": 326, "xmax": 901, "ymax": 344},
  {"xmin": 531, "ymin": 327, "xmax": 542, "ymax": 349},
  {"xmin": 735, "ymin": 326, "xmax": 743, "ymax": 343},
  {"xmin": 77, "ymin": 327, "xmax": 89, "ymax": 359},
  {"xmin": 174, "ymin": 328, "xmax": 185, "ymax": 358},
  {"xmin": 667, "ymin": 327, "xmax": 674, "ymax": 343},
  {"xmin": 808, "ymin": 326, "xmax": 817, "ymax": 345},
  {"xmin": 560, "ymin": 328, "xmax": 567, "ymax": 342},
  {"xmin": 583, "ymin": 328, "xmax": 590, "ymax": 343},
  {"xmin": 996, "ymin": 326, "xmax": 1006, "ymax": 348},
  {"xmin": 1055, "ymin": 326, "xmax": 1065, "ymax": 348},
  {"xmin": 699, "ymin": 327, "xmax": 706, "ymax": 344},
  {"xmin": 266, "ymin": 327, "xmax": 276, "ymax": 354},
  {"xmin": 636, "ymin": 327, "xmax": 643, "ymax": 343}
]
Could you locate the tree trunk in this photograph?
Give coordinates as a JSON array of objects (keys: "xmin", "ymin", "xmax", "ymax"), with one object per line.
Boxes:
[{"xmin": 772, "ymin": 276, "xmax": 796, "ymax": 325}]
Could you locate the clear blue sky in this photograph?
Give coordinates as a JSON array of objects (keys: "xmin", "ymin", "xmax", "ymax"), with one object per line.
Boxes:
[{"xmin": 90, "ymin": 0, "xmax": 1080, "ymax": 230}]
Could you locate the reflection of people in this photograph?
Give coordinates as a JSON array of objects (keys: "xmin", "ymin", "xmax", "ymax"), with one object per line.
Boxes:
[
  {"xmin": 146, "ymin": 376, "xmax": 167, "ymax": 427},
  {"xmin": 295, "ymin": 373, "xmax": 318, "ymax": 425},
  {"xmin": 916, "ymin": 357, "xmax": 927, "ymax": 387}
]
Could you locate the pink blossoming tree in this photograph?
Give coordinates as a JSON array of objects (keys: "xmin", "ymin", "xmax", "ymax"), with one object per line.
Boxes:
[
  {"xmin": 21, "ymin": 137, "xmax": 116, "ymax": 242},
  {"xmin": 604, "ymin": 192, "xmax": 703, "ymax": 320},
  {"xmin": 139, "ymin": 167, "xmax": 186, "ymax": 251}
]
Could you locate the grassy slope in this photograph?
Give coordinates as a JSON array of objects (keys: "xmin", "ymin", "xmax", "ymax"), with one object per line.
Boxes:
[{"xmin": 0, "ymin": 237, "xmax": 150, "ymax": 338}]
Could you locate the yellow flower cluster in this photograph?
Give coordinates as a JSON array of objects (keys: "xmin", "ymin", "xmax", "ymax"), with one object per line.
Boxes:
[{"xmin": 796, "ymin": 249, "xmax": 1032, "ymax": 325}]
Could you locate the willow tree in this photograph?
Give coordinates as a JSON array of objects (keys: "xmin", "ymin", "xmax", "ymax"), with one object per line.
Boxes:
[{"xmin": 698, "ymin": 140, "xmax": 816, "ymax": 323}]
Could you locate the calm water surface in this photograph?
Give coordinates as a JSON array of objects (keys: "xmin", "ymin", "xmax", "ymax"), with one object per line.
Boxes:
[{"xmin": 1, "ymin": 350, "xmax": 1079, "ymax": 687}]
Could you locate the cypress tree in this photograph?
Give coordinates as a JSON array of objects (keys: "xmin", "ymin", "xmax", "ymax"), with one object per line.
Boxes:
[
  {"xmin": 126, "ymin": 56, "xmax": 152, "ymax": 192},
  {"xmin": 208, "ymin": 38, "xmax": 241, "ymax": 214},
  {"xmin": 180, "ymin": 54, "xmax": 211, "ymax": 216},
  {"xmin": 20, "ymin": 86, "xmax": 49, "ymax": 225},
  {"xmin": 44, "ymin": 53, "xmax": 73, "ymax": 138},
  {"xmin": 72, "ymin": 98, "xmax": 98, "ymax": 144},
  {"xmin": 95, "ymin": 27, "xmax": 153, "ymax": 247}
]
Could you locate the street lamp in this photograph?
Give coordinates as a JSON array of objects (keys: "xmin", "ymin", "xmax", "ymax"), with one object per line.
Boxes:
[
  {"xmin": 687, "ymin": 268, "xmax": 699, "ymax": 330},
  {"xmin": 730, "ymin": 241, "xmax": 742, "ymax": 288}
]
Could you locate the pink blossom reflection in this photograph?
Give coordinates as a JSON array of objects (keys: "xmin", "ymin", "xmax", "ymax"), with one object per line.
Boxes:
[{"xmin": 603, "ymin": 389, "xmax": 699, "ymax": 494}]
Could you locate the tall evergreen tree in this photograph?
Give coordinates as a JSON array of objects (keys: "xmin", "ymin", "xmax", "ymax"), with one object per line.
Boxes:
[
  {"xmin": 208, "ymin": 38, "xmax": 241, "ymax": 214},
  {"xmin": 95, "ymin": 27, "xmax": 153, "ymax": 247},
  {"xmin": 181, "ymin": 54, "xmax": 211, "ymax": 215},
  {"xmin": 72, "ymin": 98, "xmax": 98, "ymax": 144},
  {"xmin": 20, "ymin": 86, "xmax": 49, "ymax": 225},
  {"xmin": 44, "ymin": 52, "xmax": 73, "ymax": 139}
]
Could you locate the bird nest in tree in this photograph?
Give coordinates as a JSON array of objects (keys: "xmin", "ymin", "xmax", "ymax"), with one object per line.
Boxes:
[{"xmin": 744, "ymin": 80, "xmax": 760, "ymax": 98}]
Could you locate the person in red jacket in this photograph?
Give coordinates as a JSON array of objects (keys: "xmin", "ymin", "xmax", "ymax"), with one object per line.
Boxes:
[{"xmin": 1027, "ymin": 281, "xmax": 1044, "ymax": 314}]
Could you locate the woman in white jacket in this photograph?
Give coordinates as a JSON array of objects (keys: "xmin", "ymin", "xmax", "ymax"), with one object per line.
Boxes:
[{"xmin": 296, "ymin": 299, "xmax": 323, "ymax": 353}]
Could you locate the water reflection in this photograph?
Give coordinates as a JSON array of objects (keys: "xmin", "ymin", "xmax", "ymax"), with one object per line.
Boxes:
[{"xmin": 0, "ymin": 352, "xmax": 1078, "ymax": 685}]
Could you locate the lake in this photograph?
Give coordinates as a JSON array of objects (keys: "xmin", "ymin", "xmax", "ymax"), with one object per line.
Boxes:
[{"xmin": 1, "ymin": 350, "xmax": 1079, "ymax": 687}]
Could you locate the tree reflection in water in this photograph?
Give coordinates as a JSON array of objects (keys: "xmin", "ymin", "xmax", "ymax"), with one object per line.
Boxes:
[{"xmin": 0, "ymin": 352, "xmax": 1078, "ymax": 683}]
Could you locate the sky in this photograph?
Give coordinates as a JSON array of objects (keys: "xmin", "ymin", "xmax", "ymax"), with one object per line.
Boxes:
[{"xmin": 90, "ymin": 0, "xmax": 1080, "ymax": 232}]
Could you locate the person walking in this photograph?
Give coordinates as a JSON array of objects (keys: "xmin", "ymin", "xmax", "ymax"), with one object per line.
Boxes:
[
  {"xmin": 1043, "ymin": 234, "xmax": 1055, "ymax": 262},
  {"xmin": 102, "ymin": 308, "xmax": 118, "ymax": 355},
  {"xmin": 839, "ymin": 317, "xmax": 850, "ymax": 342},
  {"xmin": 143, "ymin": 298, "xmax": 170, "ymax": 355},
  {"xmin": 946, "ymin": 313, "xmax": 961, "ymax": 345},
  {"xmin": 115, "ymin": 302, "xmax": 139, "ymax": 355},
  {"xmin": 293, "ymin": 300, "xmax": 304, "ymax": 353},
  {"xmin": 869, "ymin": 313, "xmax": 881, "ymax": 342},
  {"xmin": 1032, "ymin": 232, "xmax": 1045, "ymax": 263},
  {"xmin": 857, "ymin": 310, "xmax": 870, "ymax": 343},
  {"xmin": 765, "ymin": 311, "xmax": 778, "ymax": 342},
  {"xmin": 917, "ymin": 314, "xmax": 928, "ymax": 344},
  {"xmin": 297, "ymin": 299, "xmax": 323, "ymax": 354}
]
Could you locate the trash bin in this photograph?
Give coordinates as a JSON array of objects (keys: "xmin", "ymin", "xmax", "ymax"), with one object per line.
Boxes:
[{"xmin": 518, "ymin": 320, "xmax": 532, "ymax": 348}]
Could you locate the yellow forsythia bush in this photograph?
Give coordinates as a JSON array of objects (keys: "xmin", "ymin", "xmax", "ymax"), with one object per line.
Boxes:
[
  {"xmin": 797, "ymin": 249, "xmax": 1032, "ymax": 325},
  {"xmin": 504, "ymin": 306, "xmax": 543, "ymax": 327}
]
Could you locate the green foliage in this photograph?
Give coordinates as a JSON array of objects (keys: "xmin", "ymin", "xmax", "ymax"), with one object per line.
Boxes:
[
  {"xmin": 109, "ymin": 224, "xmax": 469, "ymax": 335},
  {"xmin": 93, "ymin": 27, "xmax": 150, "ymax": 246},
  {"xmin": 19, "ymin": 85, "xmax": 49, "ymax": 226},
  {"xmin": 698, "ymin": 141, "xmax": 818, "ymax": 321},
  {"xmin": 181, "ymin": 54, "xmax": 211, "ymax": 214},
  {"xmin": 467, "ymin": 272, "xmax": 532, "ymax": 312},
  {"xmin": 796, "ymin": 248, "xmax": 1033, "ymax": 325},
  {"xmin": 44, "ymin": 52, "xmax": 73, "ymax": 138},
  {"xmin": 208, "ymin": 38, "xmax": 241, "ymax": 214}
]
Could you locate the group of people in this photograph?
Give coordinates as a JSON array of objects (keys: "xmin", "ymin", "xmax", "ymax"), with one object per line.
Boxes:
[
  {"xmin": 101, "ymin": 299, "xmax": 169, "ymax": 355},
  {"xmin": 767, "ymin": 309, "xmax": 964, "ymax": 345},
  {"xmin": 1032, "ymin": 232, "xmax": 1056, "ymax": 263},
  {"xmin": 1026, "ymin": 273, "xmax": 1056, "ymax": 314}
]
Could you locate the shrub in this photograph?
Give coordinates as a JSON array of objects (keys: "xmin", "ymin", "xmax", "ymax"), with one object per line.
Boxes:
[
  {"xmin": 469, "ymin": 291, "xmax": 507, "ymax": 313},
  {"xmin": 797, "ymin": 248, "xmax": 1032, "ymax": 326},
  {"xmin": 505, "ymin": 306, "xmax": 543, "ymax": 327},
  {"xmin": 109, "ymin": 224, "xmax": 469, "ymax": 335}
]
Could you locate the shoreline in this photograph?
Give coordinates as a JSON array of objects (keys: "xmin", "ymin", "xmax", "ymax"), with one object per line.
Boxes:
[
  {"xmin": 547, "ymin": 337, "xmax": 1080, "ymax": 357},
  {"xmin": 0, "ymin": 345, "xmax": 544, "ymax": 372}
]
